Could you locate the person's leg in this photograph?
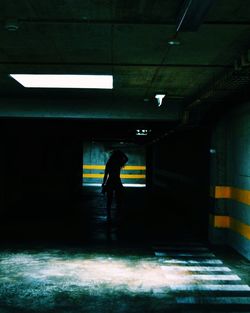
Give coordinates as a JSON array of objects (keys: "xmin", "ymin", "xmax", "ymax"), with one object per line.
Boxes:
[
  {"xmin": 115, "ymin": 187, "xmax": 124, "ymax": 221},
  {"xmin": 106, "ymin": 189, "xmax": 113, "ymax": 221}
]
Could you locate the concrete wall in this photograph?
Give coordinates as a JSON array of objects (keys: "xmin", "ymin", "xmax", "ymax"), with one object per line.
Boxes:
[
  {"xmin": 0, "ymin": 119, "xmax": 83, "ymax": 242},
  {"xmin": 149, "ymin": 129, "xmax": 210, "ymax": 240},
  {"xmin": 0, "ymin": 96, "xmax": 181, "ymax": 120},
  {"xmin": 209, "ymin": 102, "xmax": 250, "ymax": 260}
]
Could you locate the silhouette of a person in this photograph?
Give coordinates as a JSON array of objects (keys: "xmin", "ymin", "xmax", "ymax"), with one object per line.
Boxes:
[{"xmin": 102, "ymin": 150, "xmax": 128, "ymax": 222}]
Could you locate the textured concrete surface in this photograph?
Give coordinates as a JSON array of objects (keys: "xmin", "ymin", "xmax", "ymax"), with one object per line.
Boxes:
[{"xmin": 0, "ymin": 244, "xmax": 250, "ymax": 313}]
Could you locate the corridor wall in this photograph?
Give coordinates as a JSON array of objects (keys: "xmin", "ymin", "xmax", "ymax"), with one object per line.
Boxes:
[
  {"xmin": 209, "ymin": 102, "xmax": 250, "ymax": 260},
  {"xmin": 150, "ymin": 129, "xmax": 210, "ymax": 240},
  {"xmin": 0, "ymin": 119, "xmax": 83, "ymax": 242}
]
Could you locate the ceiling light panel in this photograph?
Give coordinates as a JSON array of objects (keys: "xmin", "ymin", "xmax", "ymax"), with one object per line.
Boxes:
[{"xmin": 10, "ymin": 74, "xmax": 113, "ymax": 89}]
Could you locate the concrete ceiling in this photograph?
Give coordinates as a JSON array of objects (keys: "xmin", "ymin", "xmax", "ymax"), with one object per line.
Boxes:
[{"xmin": 0, "ymin": 0, "xmax": 250, "ymax": 140}]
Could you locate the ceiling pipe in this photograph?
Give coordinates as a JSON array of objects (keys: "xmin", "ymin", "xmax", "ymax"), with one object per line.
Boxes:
[{"xmin": 176, "ymin": 0, "xmax": 215, "ymax": 32}]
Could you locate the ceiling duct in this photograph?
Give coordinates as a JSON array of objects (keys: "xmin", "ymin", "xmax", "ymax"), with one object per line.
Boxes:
[{"xmin": 176, "ymin": 0, "xmax": 215, "ymax": 32}]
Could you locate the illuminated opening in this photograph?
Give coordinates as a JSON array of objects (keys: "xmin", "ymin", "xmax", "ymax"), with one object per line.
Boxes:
[
  {"xmin": 82, "ymin": 142, "xmax": 146, "ymax": 188},
  {"xmin": 9, "ymin": 74, "xmax": 113, "ymax": 89}
]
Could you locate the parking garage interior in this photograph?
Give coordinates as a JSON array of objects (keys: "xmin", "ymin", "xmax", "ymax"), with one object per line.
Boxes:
[{"xmin": 0, "ymin": 1, "xmax": 250, "ymax": 312}]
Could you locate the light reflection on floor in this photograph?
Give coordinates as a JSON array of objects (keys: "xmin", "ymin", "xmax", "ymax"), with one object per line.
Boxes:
[
  {"xmin": 0, "ymin": 250, "xmax": 174, "ymax": 293},
  {"xmin": 0, "ymin": 247, "xmax": 250, "ymax": 312},
  {"xmin": 0, "ymin": 249, "xmax": 176, "ymax": 312}
]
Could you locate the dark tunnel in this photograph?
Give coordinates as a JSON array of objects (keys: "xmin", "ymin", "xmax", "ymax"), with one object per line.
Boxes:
[
  {"xmin": 0, "ymin": 0, "xmax": 250, "ymax": 312},
  {"xmin": 0, "ymin": 118, "xmax": 210, "ymax": 245},
  {"xmin": 0, "ymin": 115, "xmax": 249, "ymax": 312}
]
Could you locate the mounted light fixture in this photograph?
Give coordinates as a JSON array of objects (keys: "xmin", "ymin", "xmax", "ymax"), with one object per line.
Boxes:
[
  {"xmin": 4, "ymin": 19, "xmax": 19, "ymax": 31},
  {"xmin": 168, "ymin": 39, "xmax": 181, "ymax": 46},
  {"xmin": 9, "ymin": 74, "xmax": 113, "ymax": 89},
  {"xmin": 155, "ymin": 94, "xmax": 165, "ymax": 107},
  {"xmin": 136, "ymin": 129, "xmax": 151, "ymax": 136}
]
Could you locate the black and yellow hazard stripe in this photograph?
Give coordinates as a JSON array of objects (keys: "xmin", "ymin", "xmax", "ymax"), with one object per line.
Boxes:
[
  {"xmin": 210, "ymin": 185, "xmax": 250, "ymax": 240},
  {"xmin": 212, "ymin": 186, "xmax": 250, "ymax": 205},
  {"xmin": 82, "ymin": 164, "xmax": 146, "ymax": 185},
  {"xmin": 209, "ymin": 214, "xmax": 250, "ymax": 240}
]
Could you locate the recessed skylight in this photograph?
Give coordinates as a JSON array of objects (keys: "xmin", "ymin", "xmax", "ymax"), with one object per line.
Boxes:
[{"xmin": 9, "ymin": 74, "xmax": 113, "ymax": 89}]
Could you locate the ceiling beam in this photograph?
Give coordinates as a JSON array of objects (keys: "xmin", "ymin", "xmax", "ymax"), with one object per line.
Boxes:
[
  {"xmin": 1, "ymin": 18, "xmax": 250, "ymax": 27},
  {"xmin": 0, "ymin": 61, "xmax": 232, "ymax": 68}
]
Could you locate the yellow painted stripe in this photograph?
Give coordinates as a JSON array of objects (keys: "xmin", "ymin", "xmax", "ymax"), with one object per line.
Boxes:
[
  {"xmin": 123, "ymin": 166, "xmax": 146, "ymax": 170},
  {"xmin": 215, "ymin": 186, "xmax": 231, "ymax": 199},
  {"xmin": 121, "ymin": 174, "xmax": 146, "ymax": 179},
  {"xmin": 214, "ymin": 186, "xmax": 250, "ymax": 205},
  {"xmin": 231, "ymin": 187, "xmax": 250, "ymax": 206},
  {"xmin": 210, "ymin": 215, "xmax": 230, "ymax": 228},
  {"xmin": 83, "ymin": 165, "xmax": 146, "ymax": 170},
  {"xmin": 210, "ymin": 214, "xmax": 250, "ymax": 240},
  {"xmin": 83, "ymin": 165, "xmax": 105, "ymax": 170},
  {"xmin": 230, "ymin": 218, "xmax": 250, "ymax": 240},
  {"xmin": 83, "ymin": 173, "xmax": 146, "ymax": 179}
]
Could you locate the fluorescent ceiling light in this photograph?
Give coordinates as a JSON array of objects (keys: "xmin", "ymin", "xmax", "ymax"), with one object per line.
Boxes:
[{"xmin": 9, "ymin": 74, "xmax": 113, "ymax": 89}]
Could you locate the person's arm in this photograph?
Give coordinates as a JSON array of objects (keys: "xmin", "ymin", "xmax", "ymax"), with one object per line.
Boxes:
[
  {"xmin": 121, "ymin": 153, "xmax": 128, "ymax": 167},
  {"xmin": 123, "ymin": 154, "xmax": 128, "ymax": 164},
  {"xmin": 102, "ymin": 165, "xmax": 109, "ymax": 186},
  {"xmin": 101, "ymin": 165, "xmax": 109, "ymax": 194}
]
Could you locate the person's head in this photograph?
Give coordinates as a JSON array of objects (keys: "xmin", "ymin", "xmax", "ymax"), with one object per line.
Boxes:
[{"xmin": 109, "ymin": 149, "xmax": 127, "ymax": 167}]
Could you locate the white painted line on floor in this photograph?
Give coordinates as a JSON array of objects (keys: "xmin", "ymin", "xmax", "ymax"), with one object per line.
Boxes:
[
  {"xmin": 170, "ymin": 284, "xmax": 250, "ymax": 291},
  {"xmin": 164, "ymin": 274, "xmax": 241, "ymax": 281},
  {"xmin": 176, "ymin": 296, "xmax": 250, "ymax": 304},
  {"xmin": 83, "ymin": 183, "xmax": 146, "ymax": 187},
  {"xmin": 154, "ymin": 247, "xmax": 209, "ymax": 251},
  {"xmin": 161, "ymin": 259, "xmax": 223, "ymax": 265},
  {"xmin": 153, "ymin": 242, "xmax": 204, "ymax": 248},
  {"xmin": 155, "ymin": 252, "xmax": 215, "ymax": 257},
  {"xmin": 161, "ymin": 266, "xmax": 231, "ymax": 272}
]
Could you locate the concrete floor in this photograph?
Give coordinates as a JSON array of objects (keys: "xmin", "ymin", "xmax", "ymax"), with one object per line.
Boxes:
[
  {"xmin": 0, "ymin": 244, "xmax": 250, "ymax": 312},
  {"xmin": 77, "ymin": 186, "xmax": 207, "ymax": 244},
  {"xmin": 0, "ymin": 187, "xmax": 250, "ymax": 312}
]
